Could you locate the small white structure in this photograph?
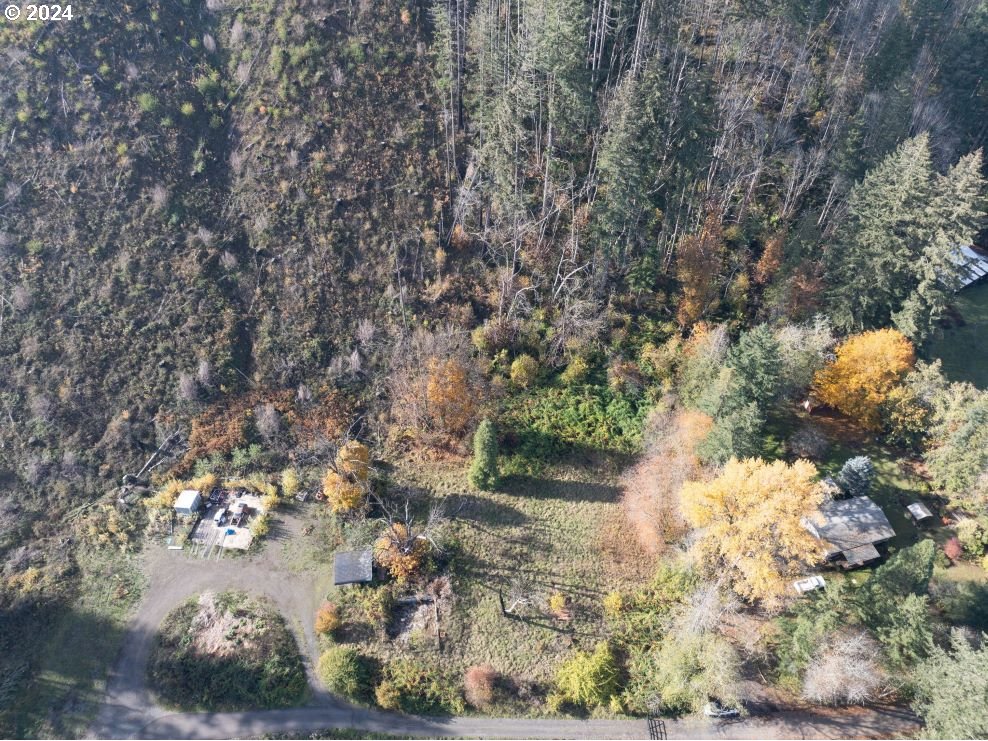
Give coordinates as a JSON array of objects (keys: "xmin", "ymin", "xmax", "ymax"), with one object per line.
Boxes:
[
  {"xmin": 793, "ymin": 575, "xmax": 826, "ymax": 595},
  {"xmin": 174, "ymin": 489, "xmax": 202, "ymax": 516},
  {"xmin": 907, "ymin": 502, "xmax": 934, "ymax": 524}
]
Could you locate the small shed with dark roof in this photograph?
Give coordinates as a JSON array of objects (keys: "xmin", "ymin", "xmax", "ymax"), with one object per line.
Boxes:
[
  {"xmin": 804, "ymin": 495, "xmax": 895, "ymax": 567},
  {"xmin": 333, "ymin": 548, "xmax": 374, "ymax": 586}
]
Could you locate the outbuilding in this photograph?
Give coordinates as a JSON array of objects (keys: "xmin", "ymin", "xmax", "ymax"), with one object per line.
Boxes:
[
  {"xmin": 907, "ymin": 502, "xmax": 934, "ymax": 524},
  {"xmin": 953, "ymin": 245, "xmax": 988, "ymax": 289},
  {"xmin": 174, "ymin": 489, "xmax": 203, "ymax": 516},
  {"xmin": 333, "ymin": 549, "xmax": 374, "ymax": 586}
]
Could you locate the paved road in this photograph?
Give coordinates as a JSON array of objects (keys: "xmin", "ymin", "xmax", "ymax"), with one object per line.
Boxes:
[
  {"xmin": 89, "ymin": 511, "xmax": 921, "ymax": 740},
  {"xmin": 111, "ymin": 704, "xmax": 921, "ymax": 740}
]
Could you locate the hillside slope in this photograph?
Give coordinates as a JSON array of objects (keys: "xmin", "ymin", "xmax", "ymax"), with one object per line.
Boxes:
[{"xmin": 0, "ymin": 0, "xmax": 448, "ymax": 734}]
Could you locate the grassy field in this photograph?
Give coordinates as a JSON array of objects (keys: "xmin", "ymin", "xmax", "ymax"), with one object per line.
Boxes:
[
  {"xmin": 441, "ymin": 462, "xmax": 637, "ymax": 685},
  {"xmin": 928, "ymin": 280, "xmax": 988, "ymax": 389},
  {"xmin": 314, "ymin": 455, "xmax": 646, "ymax": 713},
  {"xmin": 6, "ymin": 548, "xmax": 146, "ymax": 738}
]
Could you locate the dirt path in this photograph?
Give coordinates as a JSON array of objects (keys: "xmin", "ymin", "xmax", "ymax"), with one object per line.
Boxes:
[{"xmin": 89, "ymin": 509, "xmax": 921, "ymax": 740}]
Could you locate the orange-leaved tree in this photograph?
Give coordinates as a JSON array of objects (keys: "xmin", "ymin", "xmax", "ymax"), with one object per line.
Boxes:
[
  {"xmin": 425, "ymin": 356, "xmax": 478, "ymax": 435},
  {"xmin": 812, "ymin": 329, "xmax": 915, "ymax": 430},
  {"xmin": 680, "ymin": 457, "xmax": 825, "ymax": 606},
  {"xmin": 374, "ymin": 522, "xmax": 431, "ymax": 584},
  {"xmin": 675, "ymin": 213, "xmax": 726, "ymax": 329},
  {"xmin": 315, "ymin": 602, "xmax": 341, "ymax": 636}
]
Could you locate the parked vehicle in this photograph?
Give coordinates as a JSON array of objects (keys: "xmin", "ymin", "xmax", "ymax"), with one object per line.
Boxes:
[
  {"xmin": 230, "ymin": 501, "xmax": 248, "ymax": 527},
  {"xmin": 213, "ymin": 508, "xmax": 227, "ymax": 526},
  {"xmin": 793, "ymin": 575, "xmax": 826, "ymax": 594}
]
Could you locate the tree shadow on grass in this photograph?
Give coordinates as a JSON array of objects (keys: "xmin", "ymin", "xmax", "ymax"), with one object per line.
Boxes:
[
  {"xmin": 498, "ymin": 475, "xmax": 622, "ymax": 504},
  {"xmin": 0, "ymin": 604, "xmax": 128, "ymax": 738},
  {"xmin": 459, "ymin": 556, "xmax": 609, "ymax": 600},
  {"xmin": 936, "ymin": 579, "xmax": 988, "ymax": 631},
  {"xmin": 265, "ymin": 516, "xmax": 292, "ymax": 543},
  {"xmin": 451, "ymin": 494, "xmax": 530, "ymax": 528}
]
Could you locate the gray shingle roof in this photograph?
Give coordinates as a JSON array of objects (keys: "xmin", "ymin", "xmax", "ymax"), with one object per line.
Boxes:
[{"xmin": 806, "ymin": 496, "xmax": 895, "ymax": 560}]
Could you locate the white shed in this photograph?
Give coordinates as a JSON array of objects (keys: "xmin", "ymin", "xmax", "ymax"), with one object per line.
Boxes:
[{"xmin": 174, "ymin": 489, "xmax": 202, "ymax": 516}]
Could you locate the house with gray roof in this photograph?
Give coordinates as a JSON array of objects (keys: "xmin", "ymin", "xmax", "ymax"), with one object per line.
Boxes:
[{"xmin": 804, "ymin": 495, "xmax": 895, "ymax": 568}]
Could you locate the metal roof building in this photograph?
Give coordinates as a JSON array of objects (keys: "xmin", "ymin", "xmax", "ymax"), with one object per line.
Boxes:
[
  {"xmin": 907, "ymin": 502, "xmax": 934, "ymax": 523},
  {"xmin": 953, "ymin": 245, "xmax": 988, "ymax": 289},
  {"xmin": 333, "ymin": 549, "xmax": 374, "ymax": 586},
  {"xmin": 174, "ymin": 489, "xmax": 202, "ymax": 516}
]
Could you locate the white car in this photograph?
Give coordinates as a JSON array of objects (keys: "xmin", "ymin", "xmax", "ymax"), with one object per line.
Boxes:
[{"xmin": 793, "ymin": 575, "xmax": 826, "ymax": 594}]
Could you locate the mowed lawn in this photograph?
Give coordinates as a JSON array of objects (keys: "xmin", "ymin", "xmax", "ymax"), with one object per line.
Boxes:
[{"xmin": 928, "ymin": 280, "xmax": 988, "ymax": 389}]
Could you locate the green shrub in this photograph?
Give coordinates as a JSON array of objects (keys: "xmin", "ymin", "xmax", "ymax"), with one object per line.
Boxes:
[
  {"xmin": 555, "ymin": 642, "xmax": 619, "ymax": 709},
  {"xmin": 468, "ymin": 419, "xmax": 499, "ymax": 490},
  {"xmin": 957, "ymin": 518, "xmax": 988, "ymax": 559},
  {"xmin": 317, "ymin": 647, "xmax": 373, "ymax": 701},
  {"xmin": 560, "ymin": 356, "xmax": 590, "ymax": 385},
  {"xmin": 501, "ymin": 384, "xmax": 649, "ymax": 459},
  {"xmin": 194, "ymin": 70, "xmax": 222, "ymax": 100},
  {"xmin": 626, "ymin": 632, "xmax": 741, "ymax": 715},
  {"xmin": 612, "ymin": 563, "xmax": 698, "ymax": 645},
  {"xmin": 510, "ymin": 354, "xmax": 539, "ymax": 388},
  {"xmin": 137, "ymin": 92, "xmax": 158, "ymax": 113},
  {"xmin": 375, "ymin": 659, "xmax": 464, "ymax": 715}
]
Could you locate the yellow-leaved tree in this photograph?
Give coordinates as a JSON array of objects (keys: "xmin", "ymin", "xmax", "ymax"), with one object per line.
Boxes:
[
  {"xmin": 323, "ymin": 440, "xmax": 371, "ymax": 513},
  {"xmin": 335, "ymin": 440, "xmax": 370, "ymax": 482},
  {"xmin": 680, "ymin": 457, "xmax": 825, "ymax": 605},
  {"xmin": 323, "ymin": 470, "xmax": 365, "ymax": 514},
  {"xmin": 812, "ymin": 329, "xmax": 915, "ymax": 430}
]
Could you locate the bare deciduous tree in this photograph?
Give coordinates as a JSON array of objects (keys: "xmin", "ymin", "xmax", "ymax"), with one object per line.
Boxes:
[
  {"xmin": 255, "ymin": 403, "xmax": 282, "ymax": 443},
  {"xmin": 196, "ymin": 359, "xmax": 213, "ymax": 388},
  {"xmin": 356, "ymin": 318, "xmax": 376, "ymax": 348},
  {"xmin": 802, "ymin": 631, "xmax": 890, "ymax": 706},
  {"xmin": 177, "ymin": 372, "xmax": 199, "ymax": 402},
  {"xmin": 150, "ymin": 184, "xmax": 169, "ymax": 212}
]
